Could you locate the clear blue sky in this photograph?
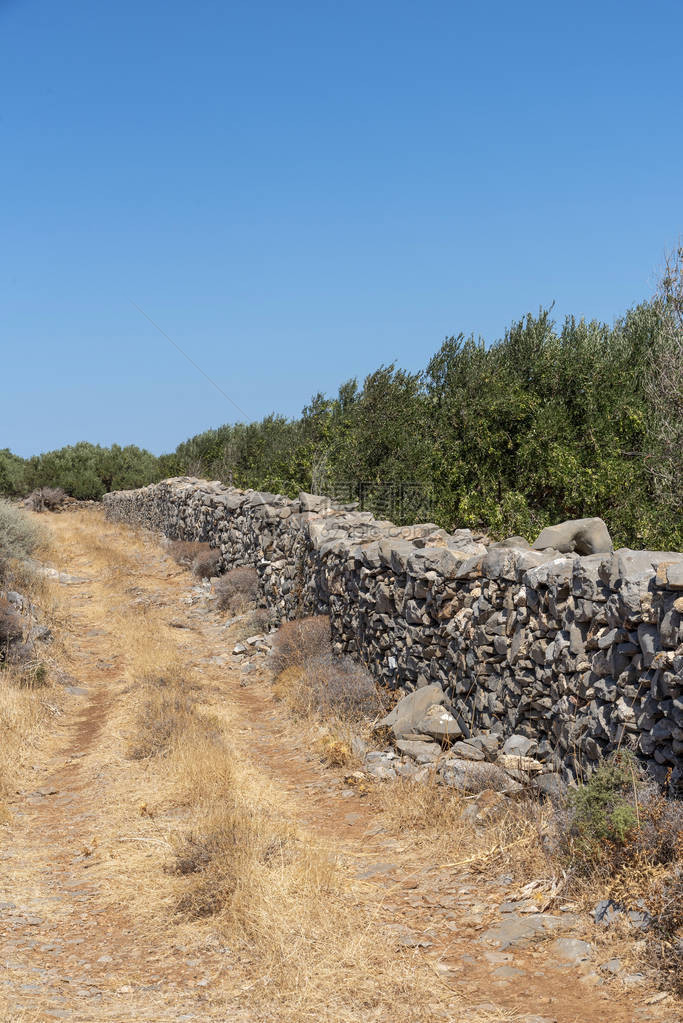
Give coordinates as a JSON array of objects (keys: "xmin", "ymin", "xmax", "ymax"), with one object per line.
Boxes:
[{"xmin": 2, "ymin": 0, "xmax": 682, "ymax": 457}]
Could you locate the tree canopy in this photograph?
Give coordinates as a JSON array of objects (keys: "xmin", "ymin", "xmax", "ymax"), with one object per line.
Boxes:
[{"xmin": 2, "ymin": 294, "xmax": 681, "ymax": 550}]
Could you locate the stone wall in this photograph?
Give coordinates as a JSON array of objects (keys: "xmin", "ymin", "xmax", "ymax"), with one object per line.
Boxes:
[{"xmin": 104, "ymin": 478, "xmax": 683, "ymax": 789}]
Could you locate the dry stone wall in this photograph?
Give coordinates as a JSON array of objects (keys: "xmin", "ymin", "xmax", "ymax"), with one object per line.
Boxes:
[{"xmin": 104, "ymin": 478, "xmax": 683, "ymax": 789}]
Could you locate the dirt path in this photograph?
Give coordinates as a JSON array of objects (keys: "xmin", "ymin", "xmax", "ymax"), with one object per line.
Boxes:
[{"xmin": 0, "ymin": 510, "xmax": 678, "ymax": 1023}]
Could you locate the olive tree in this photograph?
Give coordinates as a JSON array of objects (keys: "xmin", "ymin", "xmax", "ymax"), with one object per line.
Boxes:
[{"xmin": 646, "ymin": 245, "xmax": 683, "ymax": 522}]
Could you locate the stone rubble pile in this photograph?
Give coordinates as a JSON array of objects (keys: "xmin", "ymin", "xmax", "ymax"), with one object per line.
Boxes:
[{"xmin": 104, "ymin": 478, "xmax": 683, "ymax": 788}]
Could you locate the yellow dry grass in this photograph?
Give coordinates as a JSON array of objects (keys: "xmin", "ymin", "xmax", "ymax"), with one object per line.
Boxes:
[
  {"xmin": 126, "ymin": 645, "xmax": 455, "ymax": 1022},
  {"xmin": 372, "ymin": 773, "xmax": 552, "ymax": 881},
  {"xmin": 0, "ymin": 676, "xmax": 51, "ymax": 810}
]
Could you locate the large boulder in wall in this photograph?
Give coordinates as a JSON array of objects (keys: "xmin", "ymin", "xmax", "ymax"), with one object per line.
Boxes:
[
  {"xmin": 376, "ymin": 684, "xmax": 448, "ymax": 741},
  {"xmin": 531, "ymin": 517, "xmax": 613, "ymax": 556}
]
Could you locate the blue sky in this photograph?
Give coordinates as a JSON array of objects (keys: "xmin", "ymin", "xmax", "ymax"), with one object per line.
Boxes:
[{"xmin": 2, "ymin": 0, "xmax": 682, "ymax": 457}]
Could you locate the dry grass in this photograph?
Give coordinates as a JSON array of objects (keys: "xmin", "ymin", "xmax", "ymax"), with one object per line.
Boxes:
[
  {"xmin": 128, "ymin": 671, "xmax": 196, "ymax": 759},
  {"xmin": 109, "ymin": 608, "xmax": 456, "ymax": 1021},
  {"xmin": 374, "ymin": 774, "xmax": 552, "ymax": 878},
  {"xmin": 226, "ymin": 607, "xmax": 273, "ymax": 643},
  {"xmin": 277, "ymin": 652, "xmax": 387, "ymax": 724},
  {"xmin": 165, "ymin": 690, "xmax": 461, "ymax": 1022},
  {"xmin": 72, "ymin": 533, "xmax": 466, "ymax": 1021},
  {"xmin": 271, "ymin": 618, "xmax": 389, "ymax": 773},
  {"xmin": 271, "ymin": 617, "xmax": 387, "ymax": 729},
  {"xmin": 168, "ymin": 538, "xmax": 207, "ymax": 564},
  {"xmin": 267, "ymin": 612, "xmax": 683, "ymax": 997},
  {"xmin": 0, "ymin": 671, "xmax": 55, "ymax": 809}
]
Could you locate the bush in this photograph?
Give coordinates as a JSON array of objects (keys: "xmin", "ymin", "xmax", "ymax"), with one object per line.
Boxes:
[
  {"xmin": 271, "ymin": 616, "xmax": 387, "ymax": 725},
  {"xmin": 229, "ymin": 607, "xmax": 274, "ymax": 642},
  {"xmin": 168, "ymin": 540, "xmax": 210, "ymax": 566},
  {"xmin": 214, "ymin": 566, "xmax": 259, "ymax": 613},
  {"xmin": 569, "ymin": 756, "xmax": 639, "ymax": 851},
  {"xmin": 0, "ymin": 499, "xmax": 46, "ymax": 561},
  {"xmin": 270, "ymin": 616, "xmax": 332, "ymax": 673},
  {"xmin": 298, "ymin": 653, "xmax": 387, "ymax": 723},
  {"xmin": 26, "ymin": 487, "xmax": 67, "ymax": 512},
  {"xmin": 9, "ymin": 441, "xmax": 165, "ymax": 501},
  {"xmin": 561, "ymin": 753, "xmax": 682, "ymax": 874},
  {"xmin": 192, "ymin": 548, "xmax": 221, "ymax": 579}
]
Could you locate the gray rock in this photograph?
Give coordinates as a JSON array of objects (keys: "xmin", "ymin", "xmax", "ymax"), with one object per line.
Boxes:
[
  {"xmin": 637, "ymin": 623, "xmax": 660, "ymax": 667},
  {"xmin": 524, "ymin": 556, "xmax": 577, "ymax": 589},
  {"xmin": 492, "ymin": 964, "xmax": 524, "ymax": 979},
  {"xmin": 533, "ymin": 774, "xmax": 567, "ymax": 801},
  {"xmin": 532, "ymin": 517, "xmax": 613, "ymax": 556},
  {"xmin": 415, "ymin": 704, "xmax": 462, "ymax": 743},
  {"xmin": 377, "ymin": 683, "xmax": 447, "ymax": 740},
  {"xmin": 550, "ymin": 937, "xmax": 592, "ymax": 964},
  {"xmin": 365, "ymin": 759, "xmax": 397, "ymax": 781},
  {"xmin": 666, "ymin": 562, "xmax": 683, "ymax": 590},
  {"xmin": 628, "ymin": 907, "xmax": 652, "ymax": 930},
  {"xmin": 593, "ymin": 899, "xmax": 622, "ymax": 926},
  {"xmin": 440, "ymin": 758, "xmax": 523, "ymax": 794},
  {"xmin": 502, "ymin": 734, "xmax": 538, "ymax": 757},
  {"xmin": 468, "ymin": 733, "xmax": 501, "ymax": 755},
  {"xmin": 483, "ymin": 913, "xmax": 558, "ymax": 949},
  {"xmin": 621, "ymin": 972, "xmax": 646, "ymax": 986},
  {"xmin": 450, "ymin": 741, "xmax": 486, "ymax": 761},
  {"xmin": 482, "ymin": 547, "xmax": 524, "ymax": 581},
  {"xmin": 490, "ymin": 536, "xmax": 531, "ymax": 550},
  {"xmin": 298, "ymin": 492, "xmax": 328, "ymax": 513},
  {"xmin": 395, "ymin": 739, "xmax": 442, "ymax": 764},
  {"xmin": 394, "ymin": 759, "xmax": 421, "ymax": 779}
]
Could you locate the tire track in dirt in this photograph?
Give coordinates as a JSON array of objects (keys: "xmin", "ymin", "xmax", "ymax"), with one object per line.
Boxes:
[{"xmin": 0, "ymin": 532, "xmax": 248, "ymax": 1022}]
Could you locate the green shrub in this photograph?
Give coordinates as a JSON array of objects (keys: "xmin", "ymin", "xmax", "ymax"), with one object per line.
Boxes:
[
  {"xmin": 169, "ymin": 299, "xmax": 682, "ymax": 550},
  {"xmin": 3, "ymin": 279, "xmax": 683, "ymax": 549},
  {"xmin": 567, "ymin": 754, "xmax": 639, "ymax": 859},
  {"xmin": 0, "ymin": 442, "xmax": 166, "ymax": 502},
  {"xmin": 562, "ymin": 752, "xmax": 682, "ymax": 878}
]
